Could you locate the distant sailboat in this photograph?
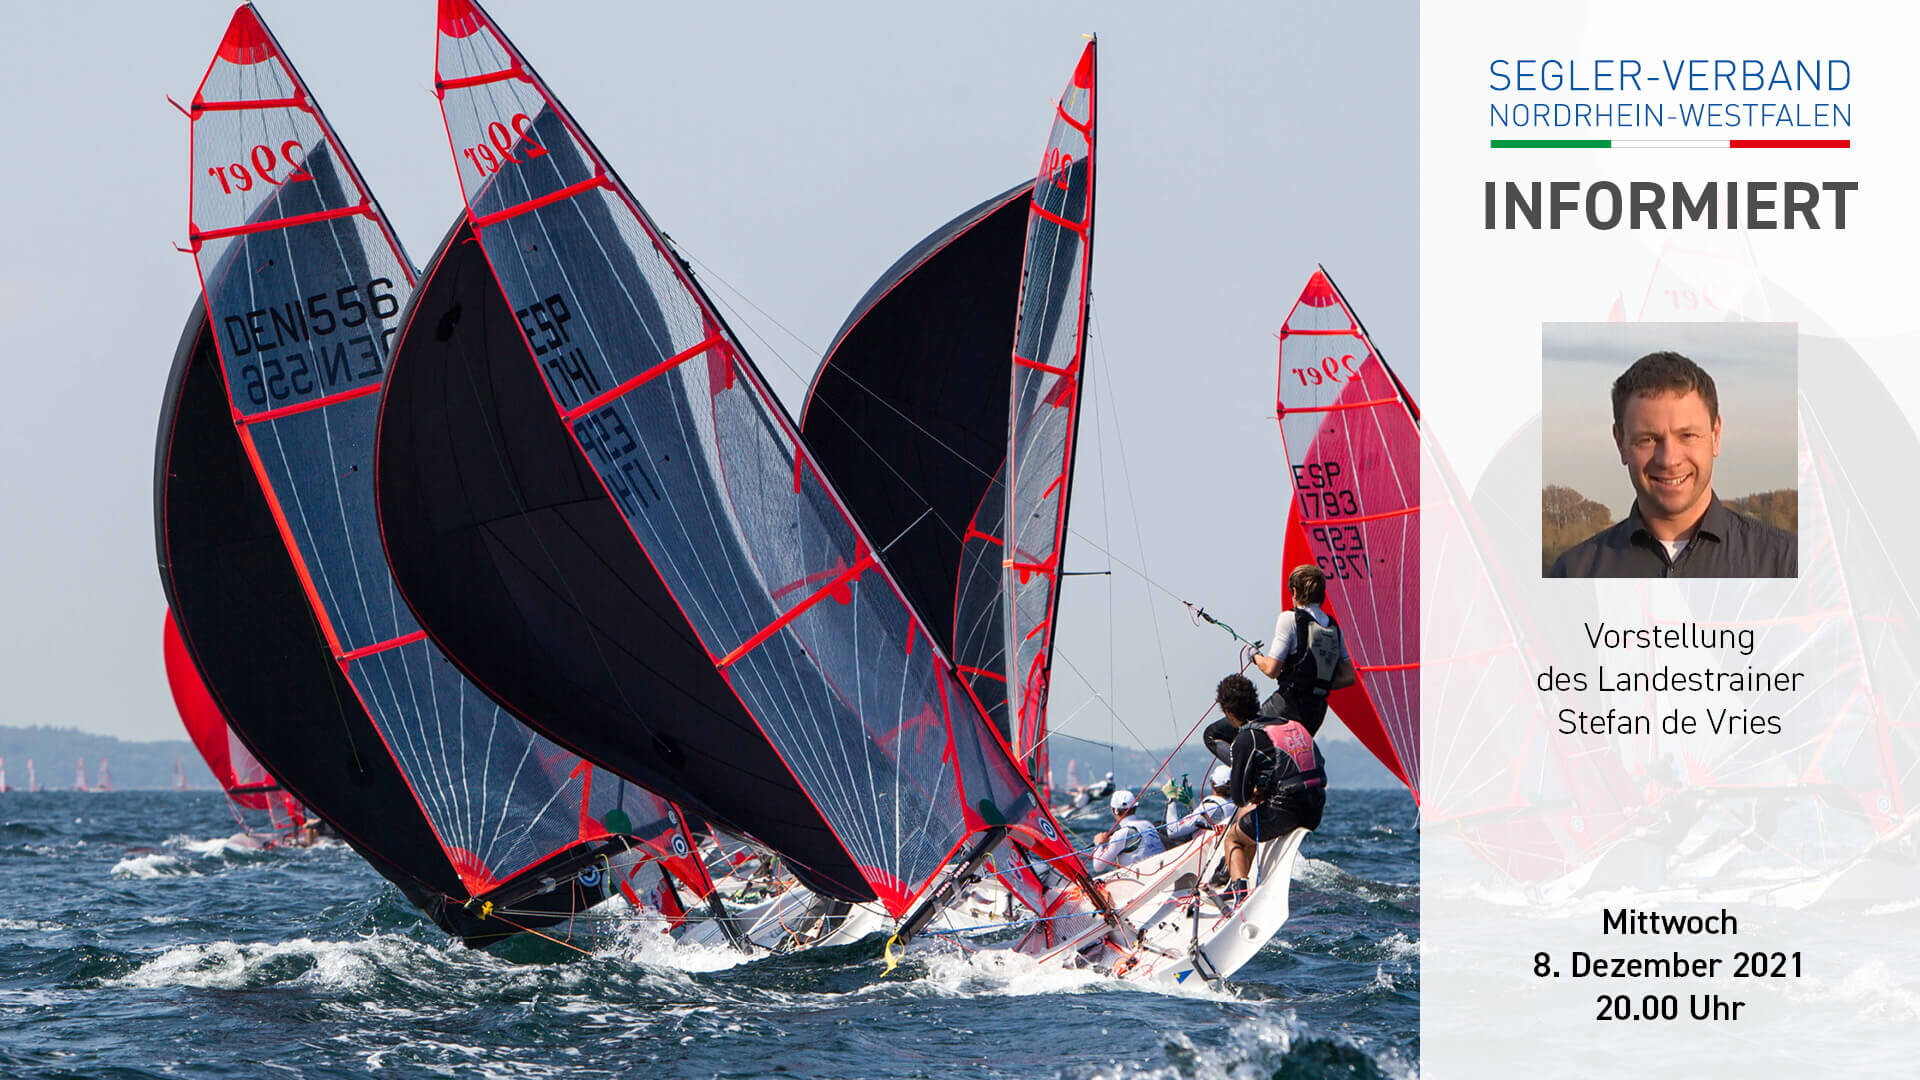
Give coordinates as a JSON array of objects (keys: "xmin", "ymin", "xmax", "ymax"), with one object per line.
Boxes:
[
  {"xmin": 74, "ymin": 758, "xmax": 87, "ymax": 793},
  {"xmin": 95, "ymin": 760, "xmax": 112, "ymax": 793},
  {"xmin": 26, "ymin": 760, "xmax": 39, "ymax": 793},
  {"xmin": 0, "ymin": 758, "xmax": 9, "ymax": 793},
  {"xmin": 172, "ymin": 759, "xmax": 187, "ymax": 792}
]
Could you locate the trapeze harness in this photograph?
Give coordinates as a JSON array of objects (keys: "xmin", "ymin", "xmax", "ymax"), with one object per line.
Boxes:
[
  {"xmin": 1260, "ymin": 607, "xmax": 1343, "ymax": 735},
  {"xmin": 1232, "ymin": 717, "xmax": 1328, "ymax": 838}
]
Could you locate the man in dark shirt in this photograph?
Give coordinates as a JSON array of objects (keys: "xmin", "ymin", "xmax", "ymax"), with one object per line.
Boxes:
[{"xmin": 1549, "ymin": 351, "xmax": 1796, "ymax": 578}]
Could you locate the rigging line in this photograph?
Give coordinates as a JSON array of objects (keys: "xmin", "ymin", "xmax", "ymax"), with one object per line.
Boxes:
[
  {"xmin": 686, "ymin": 241, "xmax": 1216, "ymax": 656},
  {"xmin": 1086, "ymin": 333, "xmax": 1117, "ymax": 772},
  {"xmin": 1088, "ymin": 300, "xmax": 1179, "ymax": 730},
  {"xmin": 689, "ymin": 250, "xmax": 968, "ymax": 560},
  {"xmin": 1046, "ymin": 644, "xmax": 1152, "ymax": 755},
  {"xmin": 678, "ymin": 242, "xmax": 1003, "ymax": 491}
]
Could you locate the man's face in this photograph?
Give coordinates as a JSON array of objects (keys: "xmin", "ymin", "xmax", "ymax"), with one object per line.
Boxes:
[{"xmin": 1613, "ymin": 389, "xmax": 1721, "ymax": 531}]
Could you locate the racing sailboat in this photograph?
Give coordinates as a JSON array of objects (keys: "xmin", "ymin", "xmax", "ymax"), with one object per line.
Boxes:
[
  {"xmin": 372, "ymin": 0, "xmax": 1116, "ymax": 947},
  {"xmin": 158, "ymin": 5, "xmax": 702, "ymax": 945}
]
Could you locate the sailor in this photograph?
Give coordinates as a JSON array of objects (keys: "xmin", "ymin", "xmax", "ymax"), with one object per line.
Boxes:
[
  {"xmin": 1089, "ymin": 789, "xmax": 1166, "ymax": 871},
  {"xmin": 1252, "ymin": 564, "xmax": 1357, "ymax": 735},
  {"xmin": 1085, "ymin": 771, "xmax": 1117, "ymax": 803},
  {"xmin": 1220, "ymin": 672, "xmax": 1326, "ymax": 902},
  {"xmin": 1163, "ymin": 762, "xmax": 1236, "ymax": 845}
]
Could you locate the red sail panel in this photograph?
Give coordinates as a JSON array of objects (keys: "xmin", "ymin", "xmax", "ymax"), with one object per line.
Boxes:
[
  {"xmin": 1004, "ymin": 40, "xmax": 1097, "ymax": 792},
  {"xmin": 432, "ymin": 0, "xmax": 1093, "ymax": 917},
  {"xmin": 1279, "ymin": 509, "xmax": 1411, "ymax": 790},
  {"xmin": 185, "ymin": 6, "xmax": 627, "ymax": 897},
  {"xmin": 1276, "ymin": 268, "xmax": 1420, "ymax": 800},
  {"xmin": 163, "ymin": 609, "xmax": 274, "ymax": 811}
]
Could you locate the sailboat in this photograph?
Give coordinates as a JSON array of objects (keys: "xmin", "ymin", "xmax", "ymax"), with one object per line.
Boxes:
[
  {"xmin": 26, "ymin": 761, "xmax": 39, "ymax": 794},
  {"xmin": 373, "ymin": 0, "xmax": 1122, "ymax": 956},
  {"xmin": 157, "ymin": 5, "xmax": 716, "ymax": 946}
]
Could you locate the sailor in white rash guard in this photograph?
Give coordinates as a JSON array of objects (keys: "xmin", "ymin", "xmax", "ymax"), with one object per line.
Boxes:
[{"xmin": 1089, "ymin": 790, "xmax": 1166, "ymax": 871}]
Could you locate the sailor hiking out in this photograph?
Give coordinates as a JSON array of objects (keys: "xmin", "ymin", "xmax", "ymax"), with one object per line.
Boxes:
[
  {"xmin": 1252, "ymin": 564, "xmax": 1357, "ymax": 735},
  {"xmin": 1216, "ymin": 673, "xmax": 1327, "ymax": 902}
]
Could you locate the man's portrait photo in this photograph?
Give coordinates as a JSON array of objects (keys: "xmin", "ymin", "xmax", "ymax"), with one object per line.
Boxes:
[{"xmin": 1542, "ymin": 323, "xmax": 1798, "ymax": 579}]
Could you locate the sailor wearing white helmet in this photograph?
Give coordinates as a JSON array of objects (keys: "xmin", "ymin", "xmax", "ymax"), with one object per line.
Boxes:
[{"xmin": 1089, "ymin": 788, "xmax": 1166, "ymax": 871}]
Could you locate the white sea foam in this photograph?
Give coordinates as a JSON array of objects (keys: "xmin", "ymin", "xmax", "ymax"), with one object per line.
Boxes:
[
  {"xmin": 604, "ymin": 917, "xmax": 759, "ymax": 974},
  {"xmin": 1376, "ymin": 930, "xmax": 1420, "ymax": 961},
  {"xmin": 110, "ymin": 853, "xmax": 199, "ymax": 879},
  {"xmin": 112, "ymin": 935, "xmax": 429, "ymax": 991},
  {"xmin": 0, "ymin": 917, "xmax": 61, "ymax": 933},
  {"xmin": 171, "ymin": 835, "xmax": 270, "ymax": 857}
]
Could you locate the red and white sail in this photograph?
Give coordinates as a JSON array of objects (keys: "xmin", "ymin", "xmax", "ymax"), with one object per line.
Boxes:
[{"xmin": 1275, "ymin": 269, "xmax": 1420, "ymax": 799}]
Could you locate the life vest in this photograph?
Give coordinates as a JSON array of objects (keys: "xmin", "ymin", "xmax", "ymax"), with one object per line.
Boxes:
[
  {"xmin": 1099, "ymin": 815, "xmax": 1167, "ymax": 867},
  {"xmin": 1243, "ymin": 718, "xmax": 1327, "ymax": 802},
  {"xmin": 1281, "ymin": 608, "xmax": 1343, "ymax": 701}
]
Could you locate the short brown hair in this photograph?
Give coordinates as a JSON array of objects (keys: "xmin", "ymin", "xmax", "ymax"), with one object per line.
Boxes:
[
  {"xmin": 1287, "ymin": 564, "xmax": 1327, "ymax": 606},
  {"xmin": 1216, "ymin": 674, "xmax": 1259, "ymax": 720},
  {"xmin": 1611, "ymin": 351, "xmax": 1719, "ymax": 428}
]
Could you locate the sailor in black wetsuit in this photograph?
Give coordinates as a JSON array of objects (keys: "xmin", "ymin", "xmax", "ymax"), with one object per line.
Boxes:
[
  {"xmin": 1215, "ymin": 672, "xmax": 1326, "ymax": 901},
  {"xmin": 1251, "ymin": 564, "xmax": 1356, "ymax": 736}
]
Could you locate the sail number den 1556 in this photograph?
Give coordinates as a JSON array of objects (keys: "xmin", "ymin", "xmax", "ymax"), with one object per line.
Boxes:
[{"xmin": 220, "ymin": 279, "xmax": 400, "ymax": 408}]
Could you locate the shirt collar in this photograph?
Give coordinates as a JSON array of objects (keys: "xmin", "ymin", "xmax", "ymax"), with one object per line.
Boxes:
[{"xmin": 1627, "ymin": 492, "xmax": 1728, "ymax": 544}]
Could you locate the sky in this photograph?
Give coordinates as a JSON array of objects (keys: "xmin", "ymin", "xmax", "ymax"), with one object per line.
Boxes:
[
  {"xmin": 1542, "ymin": 322, "xmax": 1798, "ymax": 518},
  {"xmin": 0, "ymin": 1, "xmax": 1415, "ymax": 751}
]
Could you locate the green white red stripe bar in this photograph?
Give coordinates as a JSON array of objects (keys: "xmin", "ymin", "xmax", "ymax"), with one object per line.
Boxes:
[{"xmin": 1491, "ymin": 138, "xmax": 1848, "ymax": 149}]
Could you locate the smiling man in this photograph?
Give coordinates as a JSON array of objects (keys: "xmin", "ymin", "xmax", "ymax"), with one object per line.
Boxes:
[{"xmin": 1549, "ymin": 351, "xmax": 1797, "ymax": 578}]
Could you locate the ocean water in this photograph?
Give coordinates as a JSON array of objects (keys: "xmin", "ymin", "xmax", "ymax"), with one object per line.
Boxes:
[{"xmin": 0, "ymin": 788, "xmax": 1416, "ymax": 1079}]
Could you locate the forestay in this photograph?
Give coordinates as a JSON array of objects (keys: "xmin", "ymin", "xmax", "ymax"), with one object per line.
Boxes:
[
  {"xmin": 431, "ymin": 0, "xmax": 1091, "ymax": 916},
  {"xmin": 1275, "ymin": 269, "xmax": 1421, "ymax": 799}
]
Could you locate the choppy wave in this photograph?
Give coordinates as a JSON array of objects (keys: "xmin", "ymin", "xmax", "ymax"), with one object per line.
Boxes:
[{"xmin": 0, "ymin": 789, "xmax": 1417, "ymax": 1079}]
